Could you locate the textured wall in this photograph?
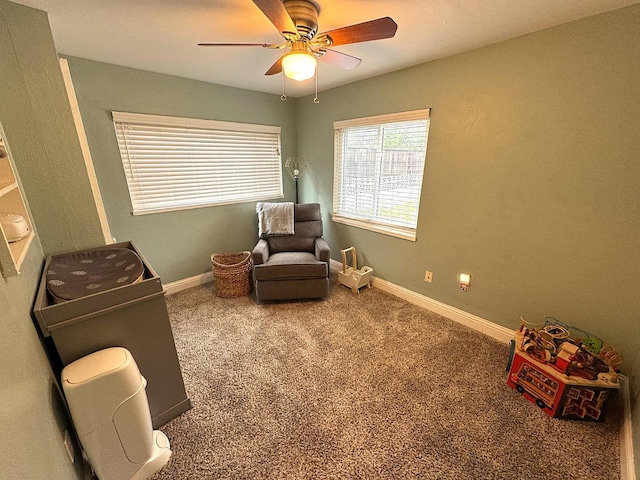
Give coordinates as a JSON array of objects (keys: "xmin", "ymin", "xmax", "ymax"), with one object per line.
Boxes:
[
  {"xmin": 65, "ymin": 57, "xmax": 297, "ymax": 283},
  {"xmin": 45, "ymin": 4, "xmax": 639, "ymax": 474},
  {"xmin": 0, "ymin": 2, "xmax": 84, "ymax": 478},
  {"xmin": 0, "ymin": 3, "xmax": 104, "ymax": 256},
  {"xmin": 65, "ymin": 6, "xmax": 640, "ymax": 366},
  {"xmin": 296, "ymin": 5, "xmax": 640, "ymax": 369}
]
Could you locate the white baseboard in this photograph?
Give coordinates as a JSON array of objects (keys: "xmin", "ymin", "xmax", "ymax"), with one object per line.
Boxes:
[
  {"xmin": 373, "ymin": 276, "xmax": 515, "ymax": 344},
  {"xmin": 619, "ymin": 374, "xmax": 637, "ymax": 480},
  {"xmin": 168, "ymin": 262, "xmax": 635, "ymax": 480},
  {"xmin": 331, "ymin": 259, "xmax": 514, "ymax": 344},
  {"xmin": 164, "ymin": 271, "xmax": 213, "ymax": 295}
]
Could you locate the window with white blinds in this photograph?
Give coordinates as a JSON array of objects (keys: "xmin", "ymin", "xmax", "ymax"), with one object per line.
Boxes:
[
  {"xmin": 113, "ymin": 112, "xmax": 283, "ymax": 215},
  {"xmin": 333, "ymin": 109, "xmax": 430, "ymax": 241}
]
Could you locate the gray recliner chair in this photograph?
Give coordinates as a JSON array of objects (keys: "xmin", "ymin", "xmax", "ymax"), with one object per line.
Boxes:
[{"xmin": 252, "ymin": 203, "xmax": 330, "ymax": 302}]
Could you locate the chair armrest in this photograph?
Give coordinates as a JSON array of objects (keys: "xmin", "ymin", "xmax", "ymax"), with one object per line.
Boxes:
[
  {"xmin": 314, "ymin": 238, "xmax": 330, "ymax": 263},
  {"xmin": 252, "ymin": 239, "xmax": 270, "ymax": 265}
]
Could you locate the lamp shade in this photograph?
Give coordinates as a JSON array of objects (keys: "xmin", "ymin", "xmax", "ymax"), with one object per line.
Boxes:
[
  {"xmin": 285, "ymin": 157, "xmax": 307, "ymax": 180},
  {"xmin": 282, "ymin": 52, "xmax": 317, "ymax": 81}
]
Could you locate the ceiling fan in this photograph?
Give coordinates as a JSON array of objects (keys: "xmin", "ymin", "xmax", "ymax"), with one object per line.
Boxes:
[{"xmin": 198, "ymin": 0, "xmax": 398, "ymax": 82}]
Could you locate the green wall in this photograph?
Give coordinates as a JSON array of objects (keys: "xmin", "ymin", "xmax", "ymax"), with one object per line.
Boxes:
[
  {"xmin": 1, "ymin": 0, "xmax": 638, "ymax": 476},
  {"xmin": 0, "ymin": 2, "xmax": 86, "ymax": 478},
  {"xmin": 15, "ymin": 3, "xmax": 636, "ymax": 475},
  {"xmin": 0, "ymin": 244, "xmax": 82, "ymax": 480},
  {"xmin": 65, "ymin": 1, "xmax": 639, "ymax": 377},
  {"xmin": 64, "ymin": 57, "xmax": 298, "ymax": 283},
  {"xmin": 0, "ymin": 4, "xmax": 104, "ymax": 256},
  {"xmin": 296, "ymin": 5, "xmax": 640, "ymax": 370}
]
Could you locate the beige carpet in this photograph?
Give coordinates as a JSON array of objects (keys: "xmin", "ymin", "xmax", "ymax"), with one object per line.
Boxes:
[{"xmin": 151, "ymin": 277, "xmax": 620, "ymax": 479}]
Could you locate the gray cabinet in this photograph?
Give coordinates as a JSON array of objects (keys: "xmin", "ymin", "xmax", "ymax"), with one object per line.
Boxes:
[{"xmin": 34, "ymin": 241, "xmax": 191, "ymax": 428}]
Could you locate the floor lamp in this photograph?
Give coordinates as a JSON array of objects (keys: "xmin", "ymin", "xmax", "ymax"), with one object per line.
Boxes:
[{"xmin": 285, "ymin": 157, "xmax": 307, "ymax": 204}]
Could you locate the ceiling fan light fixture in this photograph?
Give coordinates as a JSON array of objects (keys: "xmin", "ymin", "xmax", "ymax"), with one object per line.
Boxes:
[
  {"xmin": 282, "ymin": 51, "xmax": 317, "ymax": 81},
  {"xmin": 199, "ymin": 1, "xmax": 398, "ymax": 84}
]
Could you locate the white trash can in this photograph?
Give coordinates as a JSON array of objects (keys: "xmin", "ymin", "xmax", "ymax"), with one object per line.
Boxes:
[{"xmin": 62, "ymin": 347, "xmax": 171, "ymax": 480}]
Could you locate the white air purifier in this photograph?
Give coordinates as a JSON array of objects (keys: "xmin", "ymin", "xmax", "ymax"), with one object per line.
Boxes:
[{"xmin": 62, "ymin": 347, "xmax": 171, "ymax": 480}]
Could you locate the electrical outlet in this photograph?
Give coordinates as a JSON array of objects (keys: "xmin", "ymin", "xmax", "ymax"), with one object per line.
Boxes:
[
  {"xmin": 424, "ymin": 271, "xmax": 433, "ymax": 283},
  {"xmin": 63, "ymin": 430, "xmax": 75, "ymax": 464}
]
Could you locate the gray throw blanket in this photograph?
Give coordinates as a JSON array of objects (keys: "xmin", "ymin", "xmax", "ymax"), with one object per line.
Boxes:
[{"xmin": 257, "ymin": 202, "xmax": 294, "ymax": 237}]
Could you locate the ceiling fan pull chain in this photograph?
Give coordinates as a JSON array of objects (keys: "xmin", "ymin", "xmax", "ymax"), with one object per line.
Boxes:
[
  {"xmin": 313, "ymin": 68, "xmax": 320, "ymax": 104},
  {"xmin": 281, "ymin": 71, "xmax": 287, "ymax": 101}
]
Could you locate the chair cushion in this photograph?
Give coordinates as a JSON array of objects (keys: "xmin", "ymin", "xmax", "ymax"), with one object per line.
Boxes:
[
  {"xmin": 253, "ymin": 252, "xmax": 328, "ymax": 281},
  {"xmin": 294, "ymin": 203, "xmax": 322, "ymax": 222},
  {"xmin": 268, "ymin": 235, "xmax": 316, "ymax": 253},
  {"xmin": 264, "ymin": 203, "xmax": 323, "ymax": 254}
]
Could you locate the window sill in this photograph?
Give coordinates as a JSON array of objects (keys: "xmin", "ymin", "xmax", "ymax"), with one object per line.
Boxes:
[{"xmin": 331, "ymin": 214, "xmax": 417, "ymax": 242}]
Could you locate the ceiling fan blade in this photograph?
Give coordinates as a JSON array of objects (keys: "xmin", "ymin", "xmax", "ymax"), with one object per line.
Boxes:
[
  {"xmin": 252, "ymin": 0, "xmax": 297, "ymax": 36},
  {"xmin": 198, "ymin": 43, "xmax": 275, "ymax": 47},
  {"xmin": 318, "ymin": 17, "xmax": 398, "ymax": 46},
  {"xmin": 318, "ymin": 49, "xmax": 361, "ymax": 70},
  {"xmin": 265, "ymin": 55, "xmax": 285, "ymax": 76}
]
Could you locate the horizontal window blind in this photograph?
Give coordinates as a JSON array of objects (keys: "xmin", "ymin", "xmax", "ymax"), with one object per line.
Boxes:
[
  {"xmin": 113, "ymin": 112, "xmax": 283, "ymax": 215},
  {"xmin": 333, "ymin": 109, "xmax": 430, "ymax": 241}
]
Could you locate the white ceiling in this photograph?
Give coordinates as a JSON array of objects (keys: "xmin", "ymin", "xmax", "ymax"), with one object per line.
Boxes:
[{"xmin": 13, "ymin": 0, "xmax": 640, "ymax": 98}]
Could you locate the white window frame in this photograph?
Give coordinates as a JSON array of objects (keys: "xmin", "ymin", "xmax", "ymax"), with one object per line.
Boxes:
[
  {"xmin": 333, "ymin": 108, "xmax": 430, "ymax": 241},
  {"xmin": 113, "ymin": 112, "xmax": 283, "ymax": 215}
]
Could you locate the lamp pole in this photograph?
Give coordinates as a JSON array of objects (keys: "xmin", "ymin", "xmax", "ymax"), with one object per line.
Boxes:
[{"xmin": 285, "ymin": 157, "xmax": 306, "ymax": 204}]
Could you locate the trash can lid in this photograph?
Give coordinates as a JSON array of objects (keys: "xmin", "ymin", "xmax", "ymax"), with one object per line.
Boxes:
[{"xmin": 62, "ymin": 347, "xmax": 130, "ymax": 384}]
